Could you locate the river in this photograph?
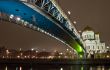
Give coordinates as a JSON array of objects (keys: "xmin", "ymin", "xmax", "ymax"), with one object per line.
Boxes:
[{"xmin": 0, "ymin": 64, "xmax": 110, "ymax": 70}]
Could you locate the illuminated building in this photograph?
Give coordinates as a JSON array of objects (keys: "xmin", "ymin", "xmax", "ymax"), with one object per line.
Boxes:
[{"xmin": 81, "ymin": 26, "xmax": 108, "ymax": 58}]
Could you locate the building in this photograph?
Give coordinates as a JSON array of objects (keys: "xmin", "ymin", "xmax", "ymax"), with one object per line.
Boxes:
[{"xmin": 81, "ymin": 26, "xmax": 108, "ymax": 58}]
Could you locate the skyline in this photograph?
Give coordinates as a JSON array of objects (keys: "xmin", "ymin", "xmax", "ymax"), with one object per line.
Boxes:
[{"xmin": 57, "ymin": 0, "xmax": 110, "ymax": 46}]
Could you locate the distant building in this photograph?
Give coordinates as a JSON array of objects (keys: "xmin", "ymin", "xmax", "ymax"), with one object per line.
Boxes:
[{"xmin": 81, "ymin": 26, "xmax": 108, "ymax": 58}]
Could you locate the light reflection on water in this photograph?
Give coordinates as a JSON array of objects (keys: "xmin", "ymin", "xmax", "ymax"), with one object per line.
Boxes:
[
  {"xmin": 5, "ymin": 66, "xmax": 7, "ymax": 70},
  {"xmin": 60, "ymin": 67, "xmax": 63, "ymax": 70},
  {"xmin": 16, "ymin": 67, "xmax": 18, "ymax": 70},
  {"xmin": 20, "ymin": 66, "xmax": 22, "ymax": 70},
  {"xmin": 1, "ymin": 65, "xmax": 110, "ymax": 70}
]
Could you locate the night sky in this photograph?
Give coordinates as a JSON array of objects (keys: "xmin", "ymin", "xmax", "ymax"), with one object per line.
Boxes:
[
  {"xmin": 57, "ymin": 0, "xmax": 110, "ymax": 46},
  {"xmin": 0, "ymin": 0, "xmax": 110, "ymax": 51}
]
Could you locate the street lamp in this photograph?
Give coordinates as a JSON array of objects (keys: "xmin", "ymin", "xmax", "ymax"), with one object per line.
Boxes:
[
  {"xmin": 68, "ymin": 11, "xmax": 71, "ymax": 15},
  {"xmin": 73, "ymin": 21, "xmax": 77, "ymax": 24}
]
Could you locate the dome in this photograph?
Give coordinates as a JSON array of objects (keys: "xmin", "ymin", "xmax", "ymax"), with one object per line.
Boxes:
[
  {"xmin": 95, "ymin": 32, "xmax": 99, "ymax": 35},
  {"xmin": 82, "ymin": 26, "xmax": 94, "ymax": 32}
]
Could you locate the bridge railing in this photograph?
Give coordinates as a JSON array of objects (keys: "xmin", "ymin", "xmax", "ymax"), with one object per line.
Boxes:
[
  {"xmin": 20, "ymin": 1, "xmax": 76, "ymax": 32},
  {"xmin": 0, "ymin": 12, "xmax": 71, "ymax": 48}
]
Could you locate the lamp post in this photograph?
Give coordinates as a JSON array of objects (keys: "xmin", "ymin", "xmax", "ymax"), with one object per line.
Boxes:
[
  {"xmin": 73, "ymin": 21, "xmax": 77, "ymax": 24},
  {"xmin": 68, "ymin": 11, "xmax": 71, "ymax": 15}
]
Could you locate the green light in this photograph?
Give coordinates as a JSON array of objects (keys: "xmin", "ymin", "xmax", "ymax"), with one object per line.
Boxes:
[
  {"xmin": 76, "ymin": 44, "xmax": 83, "ymax": 52},
  {"xmin": 81, "ymin": 66, "xmax": 84, "ymax": 70},
  {"xmin": 67, "ymin": 39, "xmax": 84, "ymax": 56},
  {"xmin": 73, "ymin": 41, "xmax": 83, "ymax": 53}
]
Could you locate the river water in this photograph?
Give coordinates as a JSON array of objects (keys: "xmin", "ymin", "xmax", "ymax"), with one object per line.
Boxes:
[{"xmin": 0, "ymin": 64, "xmax": 110, "ymax": 70}]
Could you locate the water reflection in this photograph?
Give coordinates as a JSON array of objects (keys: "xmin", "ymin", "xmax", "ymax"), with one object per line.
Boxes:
[
  {"xmin": 5, "ymin": 66, "xmax": 7, "ymax": 70},
  {"xmin": 60, "ymin": 68, "xmax": 63, "ymax": 70},
  {"xmin": 0, "ymin": 65, "xmax": 110, "ymax": 70},
  {"xmin": 16, "ymin": 67, "xmax": 18, "ymax": 70},
  {"xmin": 20, "ymin": 66, "xmax": 22, "ymax": 70},
  {"xmin": 81, "ymin": 66, "xmax": 83, "ymax": 70}
]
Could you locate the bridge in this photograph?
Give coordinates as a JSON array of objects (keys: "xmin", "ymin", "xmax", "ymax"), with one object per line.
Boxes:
[{"xmin": 0, "ymin": 0, "xmax": 85, "ymax": 57}]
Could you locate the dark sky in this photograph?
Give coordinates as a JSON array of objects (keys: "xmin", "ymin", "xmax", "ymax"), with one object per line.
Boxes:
[{"xmin": 57, "ymin": 0, "xmax": 110, "ymax": 46}]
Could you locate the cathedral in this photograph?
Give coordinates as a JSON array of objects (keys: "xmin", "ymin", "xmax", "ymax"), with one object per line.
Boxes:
[{"xmin": 81, "ymin": 26, "xmax": 108, "ymax": 58}]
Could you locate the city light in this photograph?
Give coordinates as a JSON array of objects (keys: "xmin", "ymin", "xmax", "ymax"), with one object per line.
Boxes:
[
  {"xmin": 59, "ymin": 52, "xmax": 63, "ymax": 55},
  {"xmin": 31, "ymin": 48, "xmax": 34, "ymax": 51},
  {"xmin": 107, "ymin": 55, "xmax": 109, "ymax": 58},
  {"xmin": 36, "ymin": 51, "xmax": 38, "ymax": 53},
  {"xmin": 107, "ymin": 46, "xmax": 109, "ymax": 49},
  {"xmin": 17, "ymin": 56, "xmax": 20, "ymax": 58}
]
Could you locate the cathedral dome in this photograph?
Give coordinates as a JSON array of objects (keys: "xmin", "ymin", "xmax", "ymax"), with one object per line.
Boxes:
[{"xmin": 82, "ymin": 26, "xmax": 94, "ymax": 32}]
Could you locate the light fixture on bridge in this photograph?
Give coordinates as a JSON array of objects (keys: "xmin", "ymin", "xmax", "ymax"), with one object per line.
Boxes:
[
  {"xmin": 41, "ymin": 29, "xmax": 44, "ymax": 33},
  {"xmin": 29, "ymin": 24, "xmax": 33, "ymax": 28},
  {"xmin": 33, "ymin": 26, "xmax": 37, "ymax": 30},
  {"xmin": 21, "ymin": 20, "xmax": 24, "ymax": 24},
  {"xmin": 24, "ymin": 21, "xmax": 28, "ymax": 26},
  {"xmin": 46, "ymin": 32, "xmax": 49, "ymax": 35},
  {"xmin": 37, "ymin": 27, "xmax": 40, "ymax": 31},
  {"xmin": 16, "ymin": 17, "xmax": 21, "ymax": 21},
  {"xmin": 10, "ymin": 14, "xmax": 14, "ymax": 19}
]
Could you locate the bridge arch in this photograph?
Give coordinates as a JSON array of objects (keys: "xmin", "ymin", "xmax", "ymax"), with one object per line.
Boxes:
[{"xmin": 0, "ymin": 0, "xmax": 85, "ymax": 57}]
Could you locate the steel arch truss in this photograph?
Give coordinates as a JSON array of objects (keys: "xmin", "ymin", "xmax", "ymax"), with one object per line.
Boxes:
[{"xmin": 26, "ymin": 0, "xmax": 70, "ymax": 30}]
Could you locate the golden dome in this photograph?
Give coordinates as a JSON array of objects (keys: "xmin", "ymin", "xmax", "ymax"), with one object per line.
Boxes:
[
  {"xmin": 95, "ymin": 32, "xmax": 99, "ymax": 35},
  {"xmin": 82, "ymin": 26, "xmax": 94, "ymax": 31}
]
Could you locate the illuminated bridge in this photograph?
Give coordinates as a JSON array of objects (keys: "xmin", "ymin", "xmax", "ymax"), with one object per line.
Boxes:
[{"xmin": 0, "ymin": 0, "xmax": 85, "ymax": 57}]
